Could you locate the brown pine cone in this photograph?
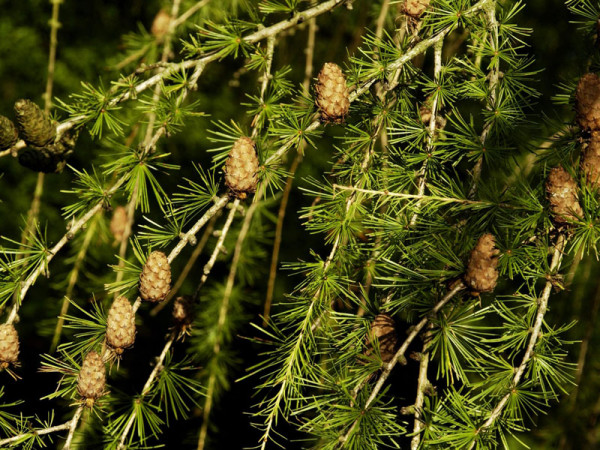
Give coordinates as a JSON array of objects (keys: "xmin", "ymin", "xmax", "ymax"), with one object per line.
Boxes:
[
  {"xmin": 582, "ymin": 131, "xmax": 600, "ymax": 188},
  {"xmin": 110, "ymin": 206, "xmax": 128, "ymax": 243},
  {"xmin": 0, "ymin": 324, "xmax": 19, "ymax": 368},
  {"xmin": 0, "ymin": 116, "xmax": 18, "ymax": 151},
  {"xmin": 403, "ymin": 0, "xmax": 431, "ymax": 18},
  {"xmin": 151, "ymin": 9, "xmax": 171, "ymax": 39},
  {"xmin": 140, "ymin": 251, "xmax": 171, "ymax": 302},
  {"xmin": 315, "ymin": 62, "xmax": 350, "ymax": 124},
  {"xmin": 365, "ymin": 314, "xmax": 398, "ymax": 363},
  {"xmin": 14, "ymin": 99, "xmax": 56, "ymax": 147},
  {"xmin": 106, "ymin": 296, "xmax": 136, "ymax": 354},
  {"xmin": 78, "ymin": 351, "xmax": 106, "ymax": 403},
  {"xmin": 576, "ymin": 73, "xmax": 600, "ymax": 131},
  {"xmin": 224, "ymin": 136, "xmax": 259, "ymax": 199},
  {"xmin": 464, "ymin": 233, "xmax": 500, "ymax": 295},
  {"xmin": 546, "ymin": 166, "xmax": 583, "ymax": 224},
  {"xmin": 173, "ymin": 296, "xmax": 194, "ymax": 326}
]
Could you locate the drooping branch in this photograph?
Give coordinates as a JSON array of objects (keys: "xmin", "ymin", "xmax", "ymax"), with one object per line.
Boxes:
[
  {"xmin": 468, "ymin": 234, "xmax": 567, "ymax": 448},
  {"xmin": 339, "ymin": 282, "xmax": 466, "ymax": 446}
]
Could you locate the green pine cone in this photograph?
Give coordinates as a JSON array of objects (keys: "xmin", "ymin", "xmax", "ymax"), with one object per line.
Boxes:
[
  {"xmin": 14, "ymin": 99, "xmax": 56, "ymax": 147},
  {"xmin": 0, "ymin": 116, "xmax": 18, "ymax": 151}
]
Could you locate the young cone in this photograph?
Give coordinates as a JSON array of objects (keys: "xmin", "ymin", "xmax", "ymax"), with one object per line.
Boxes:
[
  {"xmin": 402, "ymin": 0, "xmax": 430, "ymax": 19},
  {"xmin": 140, "ymin": 251, "xmax": 171, "ymax": 302},
  {"xmin": 106, "ymin": 296, "xmax": 136, "ymax": 354},
  {"xmin": 464, "ymin": 233, "xmax": 500, "ymax": 295},
  {"xmin": 173, "ymin": 295, "xmax": 194, "ymax": 337},
  {"xmin": 0, "ymin": 324, "xmax": 19, "ymax": 369},
  {"xmin": 582, "ymin": 131, "xmax": 600, "ymax": 188},
  {"xmin": 224, "ymin": 136, "xmax": 259, "ymax": 199},
  {"xmin": 110, "ymin": 206, "xmax": 128, "ymax": 243},
  {"xmin": 365, "ymin": 314, "xmax": 398, "ymax": 363},
  {"xmin": 78, "ymin": 351, "xmax": 106, "ymax": 404},
  {"xmin": 403, "ymin": 0, "xmax": 431, "ymax": 18},
  {"xmin": 0, "ymin": 116, "xmax": 18, "ymax": 151},
  {"xmin": 546, "ymin": 166, "xmax": 583, "ymax": 225},
  {"xmin": 14, "ymin": 99, "xmax": 56, "ymax": 147},
  {"xmin": 173, "ymin": 295, "xmax": 194, "ymax": 326},
  {"xmin": 315, "ymin": 62, "xmax": 350, "ymax": 124},
  {"xmin": 576, "ymin": 73, "xmax": 600, "ymax": 132},
  {"xmin": 152, "ymin": 9, "xmax": 171, "ymax": 39}
]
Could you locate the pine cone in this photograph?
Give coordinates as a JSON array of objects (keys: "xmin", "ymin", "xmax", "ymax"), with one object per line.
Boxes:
[
  {"xmin": 140, "ymin": 251, "xmax": 171, "ymax": 302},
  {"xmin": 77, "ymin": 351, "xmax": 106, "ymax": 402},
  {"xmin": 106, "ymin": 296, "xmax": 136, "ymax": 354},
  {"xmin": 576, "ymin": 73, "xmax": 600, "ymax": 131},
  {"xmin": 14, "ymin": 99, "xmax": 56, "ymax": 147},
  {"xmin": 464, "ymin": 233, "xmax": 500, "ymax": 295},
  {"xmin": 173, "ymin": 296, "xmax": 194, "ymax": 325},
  {"xmin": 403, "ymin": 0, "xmax": 431, "ymax": 18},
  {"xmin": 110, "ymin": 206, "xmax": 128, "ymax": 243},
  {"xmin": 224, "ymin": 137, "xmax": 259, "ymax": 199},
  {"xmin": 0, "ymin": 116, "xmax": 18, "ymax": 151},
  {"xmin": 582, "ymin": 131, "xmax": 600, "ymax": 188},
  {"xmin": 0, "ymin": 324, "xmax": 19, "ymax": 368},
  {"xmin": 151, "ymin": 9, "xmax": 171, "ymax": 39},
  {"xmin": 365, "ymin": 314, "xmax": 398, "ymax": 363},
  {"xmin": 546, "ymin": 166, "xmax": 583, "ymax": 224},
  {"xmin": 315, "ymin": 62, "xmax": 350, "ymax": 124}
]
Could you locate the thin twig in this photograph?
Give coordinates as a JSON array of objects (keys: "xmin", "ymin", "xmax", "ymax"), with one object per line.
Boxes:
[
  {"xmin": 410, "ymin": 39, "xmax": 443, "ymax": 226},
  {"xmin": 469, "ymin": 1, "xmax": 499, "ymax": 197},
  {"xmin": 263, "ymin": 152, "xmax": 301, "ymax": 325},
  {"xmin": 332, "ymin": 184, "xmax": 520, "ymax": 209},
  {"xmin": 62, "ymin": 405, "xmax": 84, "ymax": 450},
  {"xmin": 468, "ymin": 233, "xmax": 567, "ymax": 448},
  {"xmin": 264, "ymin": 9, "xmax": 316, "ymax": 323},
  {"xmin": 194, "ymin": 198, "xmax": 239, "ymax": 293},
  {"xmin": 50, "ymin": 215, "xmax": 100, "ymax": 352},
  {"xmin": 0, "ymin": 419, "xmax": 72, "ymax": 447},
  {"xmin": 197, "ymin": 199, "xmax": 256, "ymax": 450},
  {"xmin": 5, "ymin": 176, "xmax": 127, "ymax": 325},
  {"xmin": 410, "ymin": 326, "xmax": 432, "ymax": 450},
  {"xmin": 117, "ymin": 331, "xmax": 177, "ymax": 449},
  {"xmin": 339, "ymin": 282, "xmax": 465, "ymax": 446}
]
